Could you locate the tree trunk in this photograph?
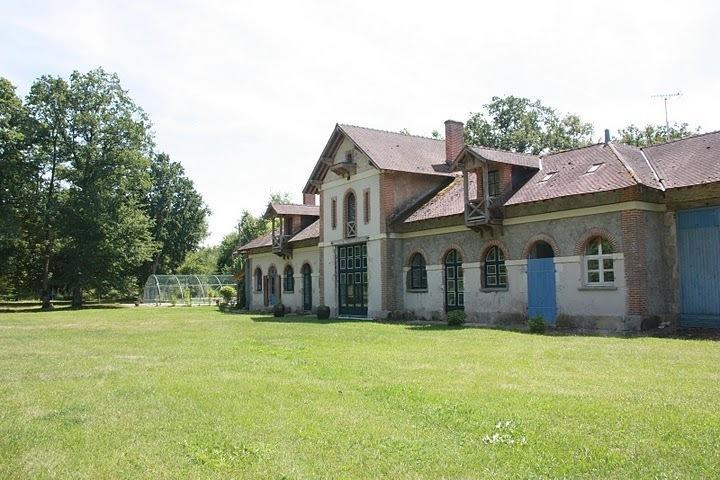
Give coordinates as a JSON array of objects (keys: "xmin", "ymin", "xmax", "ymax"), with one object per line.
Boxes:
[
  {"xmin": 41, "ymin": 132, "xmax": 59, "ymax": 310},
  {"xmin": 71, "ymin": 287, "xmax": 83, "ymax": 308}
]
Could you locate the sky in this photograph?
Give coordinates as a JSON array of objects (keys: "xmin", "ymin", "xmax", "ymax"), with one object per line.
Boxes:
[{"xmin": 2, "ymin": 0, "xmax": 719, "ymax": 244}]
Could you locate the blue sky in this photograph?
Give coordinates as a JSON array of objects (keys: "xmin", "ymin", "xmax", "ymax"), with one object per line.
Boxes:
[{"xmin": 3, "ymin": 0, "xmax": 719, "ymax": 244}]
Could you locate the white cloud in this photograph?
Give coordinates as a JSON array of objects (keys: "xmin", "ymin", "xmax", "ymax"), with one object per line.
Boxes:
[{"xmin": 3, "ymin": 0, "xmax": 719, "ymax": 243}]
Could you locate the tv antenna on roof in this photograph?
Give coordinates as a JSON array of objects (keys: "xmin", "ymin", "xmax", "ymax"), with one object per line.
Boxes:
[{"xmin": 651, "ymin": 91, "xmax": 682, "ymax": 131}]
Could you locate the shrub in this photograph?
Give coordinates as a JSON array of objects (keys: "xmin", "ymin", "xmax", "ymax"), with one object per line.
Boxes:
[
  {"xmin": 273, "ymin": 303, "xmax": 285, "ymax": 317},
  {"xmin": 207, "ymin": 289, "xmax": 218, "ymax": 305},
  {"xmin": 219, "ymin": 286, "xmax": 236, "ymax": 305},
  {"xmin": 316, "ymin": 305, "xmax": 330, "ymax": 320},
  {"xmin": 183, "ymin": 288, "xmax": 192, "ymax": 307},
  {"xmin": 528, "ymin": 316, "xmax": 546, "ymax": 333},
  {"xmin": 447, "ymin": 310, "xmax": 466, "ymax": 327}
]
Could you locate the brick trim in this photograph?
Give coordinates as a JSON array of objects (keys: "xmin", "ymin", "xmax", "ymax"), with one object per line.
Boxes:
[
  {"xmin": 480, "ymin": 239, "xmax": 511, "ymax": 261},
  {"xmin": 439, "ymin": 244, "xmax": 467, "ymax": 264},
  {"xmin": 521, "ymin": 233, "xmax": 561, "ymax": 258},
  {"xmin": 574, "ymin": 228, "xmax": 621, "ymax": 255},
  {"xmin": 405, "ymin": 248, "xmax": 430, "ymax": 267},
  {"xmin": 363, "ymin": 187, "xmax": 370, "ymax": 224},
  {"xmin": 621, "ymin": 210, "xmax": 648, "ymax": 315},
  {"xmin": 379, "ymin": 172, "xmax": 395, "ymax": 234}
]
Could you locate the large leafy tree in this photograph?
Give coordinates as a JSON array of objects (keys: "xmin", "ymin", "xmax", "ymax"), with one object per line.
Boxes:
[
  {"xmin": 140, "ymin": 152, "xmax": 209, "ymax": 280},
  {"xmin": 0, "ymin": 78, "xmax": 32, "ymax": 298},
  {"xmin": 54, "ymin": 69, "xmax": 156, "ymax": 306},
  {"xmin": 24, "ymin": 76, "xmax": 71, "ymax": 308},
  {"xmin": 617, "ymin": 123, "xmax": 701, "ymax": 147},
  {"xmin": 464, "ymin": 96, "xmax": 594, "ymax": 154}
]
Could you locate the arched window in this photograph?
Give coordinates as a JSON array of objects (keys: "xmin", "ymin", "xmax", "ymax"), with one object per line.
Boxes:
[
  {"xmin": 283, "ymin": 265, "xmax": 294, "ymax": 292},
  {"xmin": 301, "ymin": 264, "xmax": 312, "ymax": 311},
  {"xmin": 254, "ymin": 268, "xmax": 262, "ymax": 292},
  {"xmin": 585, "ymin": 237, "xmax": 615, "ymax": 285},
  {"xmin": 484, "ymin": 246, "xmax": 507, "ymax": 288},
  {"xmin": 268, "ymin": 265, "xmax": 277, "ymax": 295},
  {"xmin": 444, "ymin": 249, "xmax": 464, "ymax": 311},
  {"xmin": 408, "ymin": 253, "xmax": 427, "ymax": 290},
  {"xmin": 345, "ymin": 191, "xmax": 357, "ymax": 238}
]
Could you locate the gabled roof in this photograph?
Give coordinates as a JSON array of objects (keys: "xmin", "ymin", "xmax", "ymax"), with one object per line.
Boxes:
[
  {"xmin": 303, "ymin": 124, "xmax": 452, "ymax": 194},
  {"xmin": 643, "ymin": 130, "xmax": 720, "ymax": 189},
  {"xmin": 453, "ymin": 145, "xmax": 540, "ymax": 170},
  {"xmin": 237, "ymin": 219, "xmax": 320, "ymax": 254},
  {"xmin": 264, "ymin": 203, "xmax": 319, "ymax": 218},
  {"xmin": 237, "ymin": 231, "xmax": 272, "ymax": 253},
  {"xmin": 505, "ymin": 142, "xmax": 663, "ymax": 205}
]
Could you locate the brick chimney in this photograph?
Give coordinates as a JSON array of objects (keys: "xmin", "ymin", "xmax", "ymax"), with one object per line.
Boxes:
[
  {"xmin": 444, "ymin": 120, "xmax": 464, "ymax": 165},
  {"xmin": 303, "ymin": 193, "xmax": 316, "ymax": 206}
]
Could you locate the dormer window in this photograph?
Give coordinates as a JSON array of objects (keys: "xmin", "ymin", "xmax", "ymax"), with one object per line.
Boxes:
[
  {"xmin": 586, "ymin": 163, "xmax": 603, "ymax": 174},
  {"xmin": 539, "ymin": 171, "xmax": 557, "ymax": 183}
]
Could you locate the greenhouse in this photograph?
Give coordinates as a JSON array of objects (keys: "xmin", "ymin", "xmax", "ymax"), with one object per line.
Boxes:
[{"xmin": 142, "ymin": 274, "xmax": 237, "ymax": 305}]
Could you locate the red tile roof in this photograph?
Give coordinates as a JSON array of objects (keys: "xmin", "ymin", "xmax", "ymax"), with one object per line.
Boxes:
[
  {"xmin": 237, "ymin": 220, "xmax": 320, "ymax": 253},
  {"xmin": 506, "ymin": 143, "xmax": 648, "ymax": 205},
  {"xmin": 465, "ymin": 145, "xmax": 540, "ymax": 169},
  {"xmin": 237, "ymin": 231, "xmax": 272, "ymax": 252},
  {"xmin": 264, "ymin": 203, "xmax": 319, "ymax": 218},
  {"xmin": 289, "ymin": 220, "xmax": 319, "ymax": 243},
  {"xmin": 643, "ymin": 130, "xmax": 720, "ymax": 189},
  {"xmin": 303, "ymin": 124, "xmax": 453, "ymax": 194},
  {"xmin": 403, "ymin": 174, "xmax": 475, "ymax": 223},
  {"xmin": 338, "ymin": 124, "xmax": 454, "ymax": 177}
]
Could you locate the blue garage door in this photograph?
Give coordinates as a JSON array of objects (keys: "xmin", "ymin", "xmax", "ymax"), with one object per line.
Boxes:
[{"xmin": 677, "ymin": 207, "xmax": 720, "ymax": 327}]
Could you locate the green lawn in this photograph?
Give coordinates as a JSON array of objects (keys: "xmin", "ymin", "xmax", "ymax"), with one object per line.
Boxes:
[{"xmin": 1, "ymin": 307, "xmax": 719, "ymax": 479}]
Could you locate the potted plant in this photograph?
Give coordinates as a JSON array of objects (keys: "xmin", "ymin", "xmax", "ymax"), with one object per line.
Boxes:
[
  {"xmin": 316, "ymin": 305, "xmax": 330, "ymax": 320},
  {"xmin": 218, "ymin": 285, "xmax": 236, "ymax": 312},
  {"xmin": 273, "ymin": 303, "xmax": 285, "ymax": 317}
]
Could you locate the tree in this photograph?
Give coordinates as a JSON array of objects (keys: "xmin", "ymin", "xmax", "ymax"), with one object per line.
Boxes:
[
  {"xmin": 217, "ymin": 210, "xmax": 269, "ymax": 275},
  {"xmin": 177, "ymin": 246, "xmax": 220, "ymax": 275},
  {"xmin": 464, "ymin": 96, "xmax": 594, "ymax": 154},
  {"xmin": 24, "ymin": 75, "xmax": 71, "ymax": 308},
  {"xmin": 0, "ymin": 78, "xmax": 32, "ymax": 298},
  {"xmin": 140, "ymin": 152, "xmax": 209, "ymax": 281},
  {"xmin": 55, "ymin": 69, "xmax": 156, "ymax": 306},
  {"xmin": 269, "ymin": 192, "xmax": 292, "ymax": 204},
  {"xmin": 617, "ymin": 123, "xmax": 701, "ymax": 147}
]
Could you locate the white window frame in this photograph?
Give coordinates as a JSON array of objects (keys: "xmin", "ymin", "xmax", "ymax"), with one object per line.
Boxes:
[{"xmin": 584, "ymin": 237, "xmax": 615, "ymax": 286}]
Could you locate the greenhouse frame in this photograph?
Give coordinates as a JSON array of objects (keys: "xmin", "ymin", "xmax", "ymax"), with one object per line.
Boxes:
[{"xmin": 142, "ymin": 274, "xmax": 237, "ymax": 305}]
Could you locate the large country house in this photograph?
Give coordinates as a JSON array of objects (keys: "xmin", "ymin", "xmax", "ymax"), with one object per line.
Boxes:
[{"xmin": 238, "ymin": 120, "xmax": 720, "ymax": 331}]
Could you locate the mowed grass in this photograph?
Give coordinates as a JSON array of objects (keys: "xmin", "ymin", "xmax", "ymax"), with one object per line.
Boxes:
[{"xmin": 1, "ymin": 308, "xmax": 719, "ymax": 479}]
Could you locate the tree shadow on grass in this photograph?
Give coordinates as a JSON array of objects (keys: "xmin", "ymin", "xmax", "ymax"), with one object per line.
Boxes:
[
  {"xmin": 402, "ymin": 322, "xmax": 720, "ymax": 341},
  {"xmin": 0, "ymin": 304, "xmax": 129, "ymax": 314},
  {"xmin": 250, "ymin": 315, "xmax": 375, "ymax": 325}
]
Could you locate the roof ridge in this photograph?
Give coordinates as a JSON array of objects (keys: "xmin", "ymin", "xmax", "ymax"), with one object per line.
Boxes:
[
  {"xmin": 468, "ymin": 144, "xmax": 538, "ymax": 157},
  {"xmin": 338, "ymin": 123, "xmax": 444, "ymax": 142},
  {"xmin": 640, "ymin": 129, "xmax": 720, "ymax": 150},
  {"xmin": 542, "ymin": 142, "xmax": 605, "ymax": 158},
  {"xmin": 607, "ymin": 142, "xmax": 643, "ymax": 185}
]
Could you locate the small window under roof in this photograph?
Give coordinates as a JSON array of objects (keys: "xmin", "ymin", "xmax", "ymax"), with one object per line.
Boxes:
[
  {"xmin": 586, "ymin": 163, "xmax": 604, "ymax": 174},
  {"xmin": 539, "ymin": 171, "xmax": 557, "ymax": 182}
]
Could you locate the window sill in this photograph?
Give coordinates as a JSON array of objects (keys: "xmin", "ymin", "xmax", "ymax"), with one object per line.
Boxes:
[
  {"xmin": 407, "ymin": 288, "xmax": 428, "ymax": 293},
  {"xmin": 481, "ymin": 287, "xmax": 508, "ymax": 292},
  {"xmin": 578, "ymin": 285, "xmax": 617, "ymax": 291}
]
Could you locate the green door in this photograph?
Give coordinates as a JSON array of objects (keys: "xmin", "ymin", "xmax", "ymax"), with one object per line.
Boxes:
[{"xmin": 338, "ymin": 243, "xmax": 368, "ymax": 316}]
